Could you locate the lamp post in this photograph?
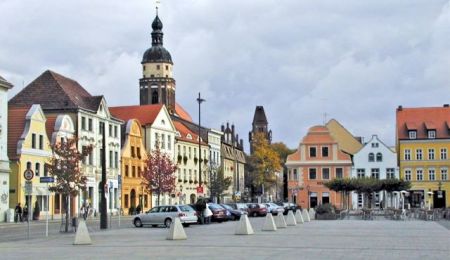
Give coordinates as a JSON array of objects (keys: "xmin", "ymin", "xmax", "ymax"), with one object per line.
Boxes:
[
  {"xmin": 427, "ymin": 191, "xmax": 433, "ymax": 210},
  {"xmin": 196, "ymin": 93, "xmax": 205, "ymax": 196},
  {"xmin": 306, "ymin": 185, "xmax": 310, "ymax": 210}
]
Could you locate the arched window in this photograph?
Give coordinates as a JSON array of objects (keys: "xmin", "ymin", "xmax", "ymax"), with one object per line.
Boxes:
[
  {"xmin": 368, "ymin": 153, "xmax": 375, "ymax": 162},
  {"xmin": 151, "ymin": 90, "xmax": 158, "ymax": 104},
  {"xmin": 35, "ymin": 163, "xmax": 40, "ymax": 176},
  {"xmin": 376, "ymin": 153, "xmax": 383, "ymax": 162}
]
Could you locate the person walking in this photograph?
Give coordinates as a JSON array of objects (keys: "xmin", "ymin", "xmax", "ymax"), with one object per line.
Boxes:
[
  {"xmin": 22, "ymin": 206, "xmax": 28, "ymax": 222},
  {"xmin": 203, "ymin": 203, "xmax": 213, "ymax": 224},
  {"xmin": 15, "ymin": 203, "xmax": 22, "ymax": 222}
]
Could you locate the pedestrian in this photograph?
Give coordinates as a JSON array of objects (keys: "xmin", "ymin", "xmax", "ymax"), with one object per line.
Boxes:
[
  {"xmin": 136, "ymin": 204, "xmax": 142, "ymax": 214},
  {"xmin": 203, "ymin": 203, "xmax": 213, "ymax": 224},
  {"xmin": 15, "ymin": 203, "xmax": 22, "ymax": 222},
  {"xmin": 195, "ymin": 198, "xmax": 206, "ymax": 224},
  {"xmin": 22, "ymin": 206, "xmax": 28, "ymax": 222}
]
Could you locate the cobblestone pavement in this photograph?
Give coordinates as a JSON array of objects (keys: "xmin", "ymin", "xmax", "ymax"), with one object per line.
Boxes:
[{"xmin": 1, "ymin": 218, "xmax": 449, "ymax": 260}]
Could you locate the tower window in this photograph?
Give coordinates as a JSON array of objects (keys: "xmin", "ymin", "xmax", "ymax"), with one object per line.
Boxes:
[
  {"xmin": 143, "ymin": 65, "xmax": 146, "ymax": 70},
  {"xmin": 156, "ymin": 65, "xmax": 160, "ymax": 70},
  {"xmin": 165, "ymin": 65, "xmax": 169, "ymax": 70},
  {"xmin": 152, "ymin": 90, "xmax": 158, "ymax": 104}
]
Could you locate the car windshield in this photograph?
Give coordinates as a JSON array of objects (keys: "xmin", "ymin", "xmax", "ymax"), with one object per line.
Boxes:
[
  {"xmin": 259, "ymin": 204, "xmax": 267, "ymax": 208},
  {"xmin": 208, "ymin": 204, "xmax": 223, "ymax": 210},
  {"xmin": 236, "ymin": 203, "xmax": 248, "ymax": 209},
  {"xmin": 221, "ymin": 204, "xmax": 233, "ymax": 210},
  {"xmin": 179, "ymin": 205, "xmax": 194, "ymax": 212},
  {"xmin": 149, "ymin": 207, "xmax": 159, "ymax": 213}
]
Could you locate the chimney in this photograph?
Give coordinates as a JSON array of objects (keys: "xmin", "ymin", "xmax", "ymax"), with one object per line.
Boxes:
[
  {"xmin": 231, "ymin": 124, "xmax": 235, "ymax": 144},
  {"xmin": 240, "ymin": 139, "xmax": 244, "ymax": 150},
  {"xmin": 444, "ymin": 104, "xmax": 449, "ymax": 108},
  {"xmin": 397, "ymin": 105, "xmax": 403, "ymax": 111}
]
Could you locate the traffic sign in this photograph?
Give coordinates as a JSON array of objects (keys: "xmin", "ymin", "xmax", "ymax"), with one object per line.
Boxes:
[
  {"xmin": 25, "ymin": 181, "xmax": 33, "ymax": 195},
  {"xmin": 196, "ymin": 186, "xmax": 204, "ymax": 194},
  {"xmin": 40, "ymin": 176, "xmax": 54, "ymax": 183},
  {"xmin": 23, "ymin": 169, "xmax": 34, "ymax": 181}
]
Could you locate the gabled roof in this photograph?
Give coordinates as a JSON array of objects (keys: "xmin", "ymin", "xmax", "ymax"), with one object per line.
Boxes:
[
  {"xmin": 8, "ymin": 70, "xmax": 103, "ymax": 112},
  {"xmin": 109, "ymin": 104, "xmax": 164, "ymax": 126},
  {"xmin": 0, "ymin": 75, "xmax": 13, "ymax": 89},
  {"xmin": 8, "ymin": 105, "xmax": 32, "ymax": 159},
  {"xmin": 396, "ymin": 106, "xmax": 450, "ymax": 139},
  {"xmin": 173, "ymin": 121, "xmax": 207, "ymax": 145},
  {"xmin": 326, "ymin": 119, "xmax": 363, "ymax": 155},
  {"xmin": 175, "ymin": 103, "xmax": 193, "ymax": 122}
]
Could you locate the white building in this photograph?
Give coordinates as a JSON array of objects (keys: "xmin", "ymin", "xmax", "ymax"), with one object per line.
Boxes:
[
  {"xmin": 0, "ymin": 76, "xmax": 13, "ymax": 221},
  {"xmin": 351, "ymin": 135, "xmax": 399, "ymax": 209}
]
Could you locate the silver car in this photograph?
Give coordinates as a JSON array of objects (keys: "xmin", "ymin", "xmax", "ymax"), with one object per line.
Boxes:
[
  {"xmin": 133, "ymin": 205, "xmax": 198, "ymax": 228},
  {"xmin": 265, "ymin": 202, "xmax": 284, "ymax": 215}
]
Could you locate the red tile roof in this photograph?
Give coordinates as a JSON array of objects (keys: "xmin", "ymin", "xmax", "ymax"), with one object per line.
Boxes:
[
  {"xmin": 109, "ymin": 104, "xmax": 163, "ymax": 126},
  {"xmin": 173, "ymin": 121, "xmax": 207, "ymax": 145},
  {"xmin": 45, "ymin": 114, "xmax": 58, "ymax": 144},
  {"xmin": 175, "ymin": 103, "xmax": 193, "ymax": 122},
  {"xmin": 396, "ymin": 106, "xmax": 450, "ymax": 139},
  {"xmin": 8, "ymin": 105, "xmax": 32, "ymax": 159},
  {"xmin": 9, "ymin": 70, "xmax": 103, "ymax": 112},
  {"xmin": 302, "ymin": 125, "xmax": 336, "ymax": 144}
]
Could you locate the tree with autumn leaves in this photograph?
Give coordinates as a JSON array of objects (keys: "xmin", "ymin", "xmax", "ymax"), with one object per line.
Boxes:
[
  {"xmin": 46, "ymin": 138, "xmax": 92, "ymax": 232},
  {"xmin": 142, "ymin": 147, "xmax": 177, "ymax": 206},
  {"xmin": 247, "ymin": 132, "xmax": 282, "ymax": 198}
]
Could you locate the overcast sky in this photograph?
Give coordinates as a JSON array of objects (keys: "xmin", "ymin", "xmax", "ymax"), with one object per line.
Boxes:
[{"xmin": 1, "ymin": 0, "xmax": 450, "ymax": 151}]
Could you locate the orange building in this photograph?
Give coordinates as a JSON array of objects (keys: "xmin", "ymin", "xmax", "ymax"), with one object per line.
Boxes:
[{"xmin": 286, "ymin": 125, "xmax": 352, "ymax": 209}]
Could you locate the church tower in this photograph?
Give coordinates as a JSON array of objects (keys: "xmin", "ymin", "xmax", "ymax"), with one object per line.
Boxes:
[
  {"xmin": 249, "ymin": 106, "xmax": 272, "ymax": 154},
  {"xmin": 139, "ymin": 10, "xmax": 176, "ymax": 114}
]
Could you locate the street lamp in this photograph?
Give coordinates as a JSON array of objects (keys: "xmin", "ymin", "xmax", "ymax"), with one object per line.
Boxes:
[
  {"xmin": 427, "ymin": 191, "xmax": 433, "ymax": 210},
  {"xmin": 400, "ymin": 190, "xmax": 408, "ymax": 211},
  {"xmin": 306, "ymin": 185, "xmax": 310, "ymax": 210},
  {"xmin": 196, "ymin": 93, "xmax": 205, "ymax": 195}
]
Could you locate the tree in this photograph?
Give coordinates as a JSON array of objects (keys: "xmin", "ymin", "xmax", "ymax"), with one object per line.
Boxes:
[
  {"xmin": 248, "ymin": 132, "xmax": 282, "ymax": 198},
  {"xmin": 206, "ymin": 166, "xmax": 232, "ymax": 203},
  {"xmin": 47, "ymin": 138, "xmax": 92, "ymax": 232},
  {"xmin": 142, "ymin": 147, "xmax": 177, "ymax": 206},
  {"xmin": 270, "ymin": 142, "xmax": 295, "ymax": 200}
]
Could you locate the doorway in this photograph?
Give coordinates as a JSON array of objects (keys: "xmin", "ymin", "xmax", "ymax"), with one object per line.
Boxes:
[{"xmin": 433, "ymin": 190, "xmax": 446, "ymax": 208}]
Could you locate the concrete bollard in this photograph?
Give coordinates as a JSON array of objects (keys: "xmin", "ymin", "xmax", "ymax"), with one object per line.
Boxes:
[
  {"xmin": 286, "ymin": 210, "xmax": 297, "ymax": 226},
  {"xmin": 235, "ymin": 214, "xmax": 254, "ymax": 235},
  {"xmin": 167, "ymin": 217, "xmax": 187, "ymax": 240},
  {"xmin": 295, "ymin": 210, "xmax": 304, "ymax": 224},
  {"xmin": 275, "ymin": 212, "xmax": 287, "ymax": 228},
  {"xmin": 302, "ymin": 209, "xmax": 310, "ymax": 222},
  {"xmin": 73, "ymin": 220, "xmax": 92, "ymax": 245},
  {"xmin": 262, "ymin": 213, "xmax": 277, "ymax": 231},
  {"xmin": 308, "ymin": 208, "xmax": 316, "ymax": 220}
]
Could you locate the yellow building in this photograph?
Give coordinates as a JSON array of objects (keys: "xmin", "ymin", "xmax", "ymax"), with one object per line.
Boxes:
[
  {"xmin": 396, "ymin": 106, "xmax": 450, "ymax": 208},
  {"xmin": 120, "ymin": 119, "xmax": 149, "ymax": 214},
  {"xmin": 8, "ymin": 104, "xmax": 54, "ymax": 219}
]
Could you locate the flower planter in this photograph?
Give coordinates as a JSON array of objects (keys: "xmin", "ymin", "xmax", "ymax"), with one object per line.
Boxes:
[{"xmin": 316, "ymin": 213, "xmax": 337, "ymax": 220}]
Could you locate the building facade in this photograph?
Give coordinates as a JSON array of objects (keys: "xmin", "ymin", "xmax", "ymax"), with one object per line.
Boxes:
[
  {"xmin": 396, "ymin": 105, "xmax": 450, "ymax": 208},
  {"xmin": 351, "ymin": 135, "xmax": 399, "ymax": 209},
  {"xmin": 0, "ymin": 76, "xmax": 13, "ymax": 221},
  {"xmin": 286, "ymin": 125, "xmax": 352, "ymax": 209}
]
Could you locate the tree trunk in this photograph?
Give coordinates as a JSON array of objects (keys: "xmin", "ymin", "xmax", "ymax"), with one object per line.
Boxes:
[
  {"xmin": 65, "ymin": 195, "xmax": 69, "ymax": 232},
  {"xmin": 157, "ymin": 192, "xmax": 160, "ymax": 206}
]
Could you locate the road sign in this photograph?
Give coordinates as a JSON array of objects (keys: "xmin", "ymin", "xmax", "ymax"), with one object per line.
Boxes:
[
  {"xmin": 25, "ymin": 181, "xmax": 33, "ymax": 195},
  {"xmin": 23, "ymin": 169, "xmax": 34, "ymax": 181},
  {"xmin": 40, "ymin": 176, "xmax": 54, "ymax": 183},
  {"xmin": 196, "ymin": 186, "xmax": 204, "ymax": 194}
]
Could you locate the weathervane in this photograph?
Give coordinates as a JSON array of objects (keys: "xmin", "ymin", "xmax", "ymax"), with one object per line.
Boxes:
[{"xmin": 155, "ymin": 0, "xmax": 161, "ymax": 15}]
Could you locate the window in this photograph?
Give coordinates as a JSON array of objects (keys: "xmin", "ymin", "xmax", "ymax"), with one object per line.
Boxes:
[
  {"xmin": 293, "ymin": 169, "xmax": 298, "ymax": 180},
  {"xmin": 409, "ymin": 131, "xmax": 417, "ymax": 139},
  {"xmin": 428, "ymin": 130, "xmax": 436, "ymax": 139},
  {"xmin": 371, "ymin": 168, "xmax": 379, "ymax": 179},
  {"xmin": 309, "ymin": 147, "xmax": 317, "ymax": 157},
  {"xmin": 189, "ymin": 147, "xmax": 192, "ymax": 159},
  {"xmin": 161, "ymin": 134, "xmax": 165, "ymax": 149},
  {"xmin": 114, "ymin": 152, "xmax": 118, "ymax": 168},
  {"xmin": 154, "ymin": 133, "xmax": 159, "ymax": 148},
  {"xmin": 125, "ymin": 165, "xmax": 129, "ymax": 177},
  {"xmin": 44, "ymin": 164, "xmax": 48, "ymax": 177},
  {"xmin": 183, "ymin": 169, "xmax": 187, "ymax": 180},
  {"xmin": 404, "ymin": 149, "xmax": 411, "ymax": 160},
  {"xmin": 131, "ymin": 146, "xmax": 135, "ymax": 158},
  {"xmin": 322, "ymin": 147, "xmax": 329, "ymax": 157},
  {"xmin": 428, "ymin": 149, "xmax": 435, "ymax": 160},
  {"xmin": 114, "ymin": 126, "xmax": 118, "ymax": 138},
  {"xmin": 336, "ymin": 168, "xmax": 343, "ymax": 179},
  {"xmin": 32, "ymin": 133, "xmax": 36, "ymax": 149},
  {"xmin": 177, "ymin": 169, "xmax": 181, "ymax": 180},
  {"xmin": 132, "ymin": 166, "xmax": 136, "ymax": 178},
  {"xmin": 39, "ymin": 135, "xmax": 44, "ymax": 150},
  {"xmin": 368, "ymin": 153, "xmax": 374, "ymax": 162},
  {"xmin": 404, "ymin": 169, "xmax": 411, "ymax": 181},
  {"xmin": 386, "ymin": 168, "xmax": 395, "ymax": 179},
  {"xmin": 109, "ymin": 124, "xmax": 112, "ymax": 137},
  {"xmin": 189, "ymin": 170, "xmax": 192, "ymax": 180},
  {"xmin": 428, "ymin": 169, "xmax": 435, "ymax": 181},
  {"xmin": 416, "ymin": 149, "xmax": 422, "ymax": 160},
  {"xmin": 109, "ymin": 151, "xmax": 113, "ymax": 168},
  {"xmin": 416, "ymin": 169, "xmax": 423, "ymax": 181},
  {"xmin": 376, "ymin": 153, "xmax": 382, "ymax": 162},
  {"xmin": 309, "ymin": 168, "xmax": 316, "ymax": 180},
  {"xmin": 183, "ymin": 146, "xmax": 186, "ymax": 156},
  {"xmin": 156, "ymin": 65, "xmax": 160, "ymax": 70},
  {"xmin": 168, "ymin": 135, "xmax": 171, "ymax": 150},
  {"xmin": 88, "ymin": 118, "xmax": 93, "ymax": 131},
  {"xmin": 89, "ymin": 150, "xmax": 93, "ymax": 165},
  {"xmin": 322, "ymin": 168, "xmax": 330, "ymax": 180},
  {"xmin": 81, "ymin": 117, "xmax": 86, "ymax": 130},
  {"xmin": 82, "ymin": 146, "xmax": 87, "ymax": 164},
  {"xmin": 441, "ymin": 148, "xmax": 447, "ymax": 160},
  {"xmin": 441, "ymin": 168, "xmax": 448, "ymax": 180},
  {"xmin": 356, "ymin": 169, "xmax": 365, "ymax": 178},
  {"xmin": 165, "ymin": 65, "xmax": 169, "ymax": 70},
  {"xmin": 35, "ymin": 163, "xmax": 40, "ymax": 177},
  {"xmin": 138, "ymin": 167, "xmax": 141, "ymax": 178},
  {"xmin": 124, "ymin": 195, "xmax": 129, "ymax": 208},
  {"xmin": 137, "ymin": 147, "xmax": 141, "ymax": 159},
  {"xmin": 371, "ymin": 143, "xmax": 379, "ymax": 148}
]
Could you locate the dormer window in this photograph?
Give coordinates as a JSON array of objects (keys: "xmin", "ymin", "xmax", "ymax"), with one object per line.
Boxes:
[
  {"xmin": 176, "ymin": 131, "xmax": 181, "ymax": 137},
  {"xmin": 409, "ymin": 130, "xmax": 417, "ymax": 139},
  {"xmin": 187, "ymin": 134, "xmax": 192, "ymax": 140},
  {"xmin": 428, "ymin": 130, "xmax": 436, "ymax": 139}
]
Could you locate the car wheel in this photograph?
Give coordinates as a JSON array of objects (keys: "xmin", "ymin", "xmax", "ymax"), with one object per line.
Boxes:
[
  {"xmin": 253, "ymin": 212, "xmax": 257, "ymax": 217},
  {"xmin": 134, "ymin": 218, "xmax": 143, "ymax": 228},
  {"xmin": 164, "ymin": 218, "xmax": 172, "ymax": 228}
]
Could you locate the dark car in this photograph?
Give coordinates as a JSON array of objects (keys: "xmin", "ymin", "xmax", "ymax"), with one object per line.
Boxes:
[
  {"xmin": 280, "ymin": 202, "xmax": 300, "ymax": 215},
  {"xmin": 208, "ymin": 203, "xmax": 228, "ymax": 222},
  {"xmin": 247, "ymin": 203, "xmax": 268, "ymax": 217},
  {"xmin": 220, "ymin": 204, "xmax": 245, "ymax": 221}
]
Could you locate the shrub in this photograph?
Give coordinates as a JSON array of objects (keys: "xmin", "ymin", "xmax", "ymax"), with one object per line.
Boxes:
[{"xmin": 315, "ymin": 203, "xmax": 335, "ymax": 215}]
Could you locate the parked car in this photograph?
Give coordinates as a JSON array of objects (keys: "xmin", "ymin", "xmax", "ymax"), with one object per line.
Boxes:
[
  {"xmin": 220, "ymin": 204, "xmax": 245, "ymax": 220},
  {"xmin": 208, "ymin": 203, "xmax": 228, "ymax": 222},
  {"xmin": 247, "ymin": 203, "xmax": 268, "ymax": 217},
  {"xmin": 281, "ymin": 202, "xmax": 299, "ymax": 215},
  {"xmin": 265, "ymin": 202, "xmax": 284, "ymax": 215},
  {"xmin": 133, "ymin": 205, "xmax": 198, "ymax": 228},
  {"xmin": 227, "ymin": 203, "xmax": 249, "ymax": 214}
]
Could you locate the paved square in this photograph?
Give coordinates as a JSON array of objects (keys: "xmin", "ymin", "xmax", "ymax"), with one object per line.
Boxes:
[{"xmin": 1, "ymin": 218, "xmax": 449, "ymax": 259}]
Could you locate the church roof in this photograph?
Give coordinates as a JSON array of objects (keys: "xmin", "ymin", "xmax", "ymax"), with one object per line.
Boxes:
[
  {"xmin": 8, "ymin": 70, "xmax": 103, "ymax": 112},
  {"xmin": 175, "ymin": 103, "xmax": 193, "ymax": 122},
  {"xmin": 252, "ymin": 106, "xmax": 268, "ymax": 125},
  {"xmin": 142, "ymin": 14, "xmax": 173, "ymax": 64}
]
